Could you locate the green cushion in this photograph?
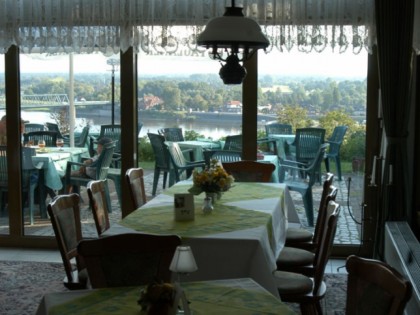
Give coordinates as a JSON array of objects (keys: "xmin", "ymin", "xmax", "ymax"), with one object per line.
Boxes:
[
  {"xmin": 276, "ymin": 246, "xmax": 315, "ymax": 268},
  {"xmin": 274, "ymin": 270, "xmax": 313, "ymax": 295}
]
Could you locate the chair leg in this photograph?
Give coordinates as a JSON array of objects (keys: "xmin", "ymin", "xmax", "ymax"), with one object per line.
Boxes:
[
  {"xmin": 324, "ymin": 156, "xmax": 330, "ymax": 172},
  {"xmin": 152, "ymin": 168, "xmax": 160, "ymax": 196},
  {"xmin": 162, "ymin": 171, "xmax": 168, "ymax": 189},
  {"xmin": 302, "ymin": 189, "xmax": 314, "ymax": 227},
  {"xmin": 335, "ymin": 156, "xmax": 342, "ymax": 181}
]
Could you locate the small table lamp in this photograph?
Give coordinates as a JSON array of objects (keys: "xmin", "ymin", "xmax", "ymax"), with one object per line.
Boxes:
[{"xmin": 170, "ymin": 246, "xmax": 198, "ymax": 315}]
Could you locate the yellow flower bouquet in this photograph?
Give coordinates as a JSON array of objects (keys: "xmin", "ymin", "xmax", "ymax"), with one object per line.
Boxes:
[{"xmin": 188, "ymin": 159, "xmax": 234, "ymax": 195}]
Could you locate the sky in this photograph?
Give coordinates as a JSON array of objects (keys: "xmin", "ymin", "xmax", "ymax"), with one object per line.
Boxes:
[{"xmin": 10, "ymin": 48, "xmax": 368, "ymax": 79}]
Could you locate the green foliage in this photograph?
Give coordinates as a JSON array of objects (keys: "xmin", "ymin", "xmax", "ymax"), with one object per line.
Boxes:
[
  {"xmin": 340, "ymin": 130, "xmax": 366, "ymax": 160},
  {"xmin": 138, "ymin": 136, "xmax": 154, "ymax": 162},
  {"xmin": 318, "ymin": 110, "xmax": 357, "ymax": 138},
  {"xmin": 184, "ymin": 130, "xmax": 204, "ymax": 140},
  {"xmin": 276, "ymin": 105, "xmax": 312, "ymax": 132}
]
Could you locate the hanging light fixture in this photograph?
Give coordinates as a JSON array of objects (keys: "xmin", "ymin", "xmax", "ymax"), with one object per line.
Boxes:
[{"xmin": 197, "ymin": 0, "xmax": 269, "ymax": 85}]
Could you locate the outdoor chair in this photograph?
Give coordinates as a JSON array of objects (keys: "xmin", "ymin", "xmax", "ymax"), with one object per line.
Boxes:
[
  {"xmin": 285, "ymin": 173, "xmax": 334, "ymax": 250},
  {"xmin": 77, "ymin": 233, "xmax": 181, "ymax": 288},
  {"xmin": 324, "ymin": 125, "xmax": 348, "ymax": 181},
  {"xmin": 222, "ymin": 160, "xmax": 275, "ymax": 182},
  {"xmin": 47, "ymin": 193, "xmax": 88, "ymax": 290},
  {"xmin": 89, "ymin": 124, "xmax": 121, "ymax": 157},
  {"xmin": 275, "ymin": 201, "xmax": 341, "ymax": 315},
  {"xmin": 280, "ymin": 143, "xmax": 329, "ymax": 226},
  {"xmin": 64, "ymin": 143, "xmax": 115, "ymax": 200},
  {"xmin": 0, "ymin": 146, "xmax": 42, "ymax": 225},
  {"xmin": 87, "ymin": 179, "xmax": 111, "ymax": 236},
  {"xmin": 46, "ymin": 122, "xmax": 67, "ymax": 139},
  {"xmin": 148, "ymin": 133, "xmax": 172, "ymax": 196},
  {"xmin": 71, "ymin": 125, "xmax": 90, "ymax": 148},
  {"xmin": 265, "ymin": 123, "xmax": 293, "ymax": 136},
  {"xmin": 287, "ymin": 127, "xmax": 325, "ymax": 163},
  {"xmin": 165, "ymin": 141, "xmax": 206, "ymax": 185},
  {"xmin": 24, "ymin": 123, "xmax": 45, "ymax": 133},
  {"xmin": 203, "ymin": 149, "xmax": 242, "ymax": 166},
  {"xmin": 345, "ymin": 255, "xmax": 412, "ymax": 315},
  {"xmin": 223, "ymin": 134, "xmax": 242, "ymax": 151},
  {"xmin": 23, "ymin": 130, "xmax": 58, "ymax": 147},
  {"xmin": 125, "ymin": 167, "xmax": 147, "ymax": 213},
  {"xmin": 276, "ymin": 185, "xmax": 338, "ymax": 277},
  {"xmin": 158, "ymin": 127, "xmax": 184, "ymax": 142}
]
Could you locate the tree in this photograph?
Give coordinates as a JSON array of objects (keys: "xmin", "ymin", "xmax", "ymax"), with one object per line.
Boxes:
[
  {"xmin": 276, "ymin": 105, "xmax": 312, "ymax": 132},
  {"xmin": 318, "ymin": 110, "xmax": 357, "ymax": 138}
]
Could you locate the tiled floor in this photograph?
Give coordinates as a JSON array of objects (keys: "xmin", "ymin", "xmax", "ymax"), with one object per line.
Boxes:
[{"xmin": 0, "ymin": 247, "xmax": 348, "ymax": 274}]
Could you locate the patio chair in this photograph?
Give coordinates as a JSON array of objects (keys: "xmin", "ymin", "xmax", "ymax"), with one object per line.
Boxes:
[
  {"xmin": 46, "ymin": 122, "xmax": 67, "ymax": 139},
  {"xmin": 158, "ymin": 127, "xmax": 184, "ymax": 142},
  {"xmin": 165, "ymin": 141, "xmax": 206, "ymax": 185},
  {"xmin": 222, "ymin": 160, "xmax": 275, "ymax": 182},
  {"xmin": 324, "ymin": 125, "xmax": 348, "ymax": 181},
  {"xmin": 0, "ymin": 146, "xmax": 42, "ymax": 225},
  {"xmin": 285, "ymin": 172, "xmax": 334, "ymax": 250},
  {"xmin": 203, "ymin": 149, "xmax": 242, "ymax": 166},
  {"xmin": 89, "ymin": 124, "xmax": 121, "ymax": 157},
  {"xmin": 148, "ymin": 133, "xmax": 172, "ymax": 196},
  {"xmin": 87, "ymin": 179, "xmax": 111, "ymax": 236},
  {"xmin": 275, "ymin": 202, "xmax": 340, "ymax": 314},
  {"xmin": 47, "ymin": 193, "xmax": 88, "ymax": 290},
  {"xmin": 23, "ymin": 130, "xmax": 58, "ymax": 147},
  {"xmin": 125, "ymin": 167, "xmax": 147, "ymax": 213},
  {"xmin": 24, "ymin": 123, "xmax": 45, "ymax": 133},
  {"xmin": 345, "ymin": 255, "xmax": 412, "ymax": 315},
  {"xmin": 72, "ymin": 125, "xmax": 90, "ymax": 148},
  {"xmin": 265, "ymin": 123, "xmax": 293, "ymax": 136},
  {"xmin": 223, "ymin": 134, "xmax": 242, "ymax": 151},
  {"xmin": 64, "ymin": 143, "xmax": 115, "ymax": 198},
  {"xmin": 280, "ymin": 143, "xmax": 329, "ymax": 226},
  {"xmin": 287, "ymin": 127, "xmax": 325, "ymax": 162},
  {"xmin": 77, "ymin": 233, "xmax": 181, "ymax": 288}
]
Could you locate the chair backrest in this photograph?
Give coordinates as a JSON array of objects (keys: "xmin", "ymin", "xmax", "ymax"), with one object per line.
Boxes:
[
  {"xmin": 165, "ymin": 141, "xmax": 190, "ymax": 168},
  {"xmin": 0, "ymin": 146, "xmax": 36, "ymax": 189},
  {"xmin": 87, "ymin": 179, "xmax": 111, "ymax": 236},
  {"xmin": 47, "ymin": 193, "xmax": 85, "ymax": 285},
  {"xmin": 24, "ymin": 123, "xmax": 45, "ymax": 133},
  {"xmin": 223, "ymin": 134, "xmax": 242, "ymax": 151},
  {"xmin": 294, "ymin": 127, "xmax": 326, "ymax": 163},
  {"xmin": 222, "ymin": 160, "xmax": 275, "ymax": 182},
  {"xmin": 46, "ymin": 122, "xmax": 65, "ymax": 138},
  {"xmin": 24, "ymin": 130, "xmax": 58, "ymax": 147},
  {"xmin": 311, "ymin": 201, "xmax": 340, "ymax": 295},
  {"xmin": 159, "ymin": 127, "xmax": 184, "ymax": 142},
  {"xmin": 125, "ymin": 167, "xmax": 147, "ymax": 211},
  {"xmin": 265, "ymin": 123, "xmax": 293, "ymax": 136},
  {"xmin": 346, "ymin": 255, "xmax": 412, "ymax": 315},
  {"xmin": 93, "ymin": 143, "xmax": 116, "ymax": 180},
  {"xmin": 76, "ymin": 126, "xmax": 90, "ymax": 147},
  {"xmin": 148, "ymin": 133, "xmax": 171, "ymax": 171},
  {"xmin": 100, "ymin": 124, "xmax": 121, "ymax": 152},
  {"xmin": 77, "ymin": 233, "xmax": 182, "ymax": 288},
  {"xmin": 203, "ymin": 150, "xmax": 242, "ymax": 166},
  {"xmin": 327, "ymin": 125, "xmax": 348, "ymax": 156}
]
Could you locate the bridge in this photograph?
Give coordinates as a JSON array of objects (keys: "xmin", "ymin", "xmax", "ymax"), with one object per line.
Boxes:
[{"xmin": 0, "ymin": 94, "xmax": 112, "ymax": 109}]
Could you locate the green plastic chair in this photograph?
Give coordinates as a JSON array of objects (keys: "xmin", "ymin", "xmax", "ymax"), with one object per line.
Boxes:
[
  {"xmin": 147, "ymin": 133, "xmax": 172, "ymax": 196},
  {"xmin": 265, "ymin": 123, "xmax": 293, "ymax": 136},
  {"xmin": 280, "ymin": 143, "xmax": 329, "ymax": 226},
  {"xmin": 223, "ymin": 134, "xmax": 242, "ymax": 151},
  {"xmin": 324, "ymin": 126, "xmax": 348, "ymax": 181},
  {"xmin": 23, "ymin": 131, "xmax": 58, "ymax": 147},
  {"xmin": 24, "ymin": 123, "xmax": 45, "ymax": 133},
  {"xmin": 165, "ymin": 141, "xmax": 206, "ymax": 185},
  {"xmin": 158, "ymin": 127, "xmax": 184, "ymax": 142},
  {"xmin": 89, "ymin": 124, "xmax": 121, "ymax": 157},
  {"xmin": 203, "ymin": 150, "xmax": 242, "ymax": 167}
]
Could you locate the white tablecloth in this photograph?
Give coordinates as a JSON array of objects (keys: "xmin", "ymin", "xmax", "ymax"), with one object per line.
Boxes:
[{"xmin": 106, "ymin": 181, "xmax": 297, "ymax": 296}]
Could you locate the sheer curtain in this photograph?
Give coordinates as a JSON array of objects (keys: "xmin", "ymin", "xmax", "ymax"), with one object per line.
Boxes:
[{"xmin": 0, "ymin": 0, "xmax": 376, "ymax": 55}]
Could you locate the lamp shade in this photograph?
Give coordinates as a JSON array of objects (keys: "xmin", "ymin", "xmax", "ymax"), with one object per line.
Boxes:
[{"xmin": 170, "ymin": 246, "xmax": 198, "ymax": 274}]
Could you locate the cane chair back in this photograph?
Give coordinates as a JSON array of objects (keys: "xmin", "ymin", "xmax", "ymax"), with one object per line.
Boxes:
[
  {"xmin": 87, "ymin": 179, "xmax": 111, "ymax": 236},
  {"xmin": 222, "ymin": 160, "xmax": 275, "ymax": 182},
  {"xmin": 125, "ymin": 167, "xmax": 147, "ymax": 212}
]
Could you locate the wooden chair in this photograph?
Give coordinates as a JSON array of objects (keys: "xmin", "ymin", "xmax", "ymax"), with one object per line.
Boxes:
[
  {"xmin": 87, "ymin": 179, "xmax": 111, "ymax": 236},
  {"xmin": 77, "ymin": 233, "xmax": 181, "ymax": 288},
  {"xmin": 222, "ymin": 160, "xmax": 275, "ymax": 182},
  {"xmin": 23, "ymin": 130, "xmax": 58, "ymax": 147},
  {"xmin": 285, "ymin": 172, "xmax": 334, "ymax": 250},
  {"xmin": 148, "ymin": 133, "xmax": 172, "ymax": 195},
  {"xmin": 47, "ymin": 193, "xmax": 88, "ymax": 290},
  {"xmin": 125, "ymin": 167, "xmax": 147, "ymax": 212},
  {"xmin": 276, "ymin": 185, "xmax": 338, "ymax": 277},
  {"xmin": 274, "ymin": 201, "xmax": 341, "ymax": 314},
  {"xmin": 345, "ymin": 255, "xmax": 412, "ymax": 315}
]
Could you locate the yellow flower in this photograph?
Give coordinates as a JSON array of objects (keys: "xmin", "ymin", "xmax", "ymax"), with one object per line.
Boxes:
[{"xmin": 189, "ymin": 159, "xmax": 234, "ymax": 195}]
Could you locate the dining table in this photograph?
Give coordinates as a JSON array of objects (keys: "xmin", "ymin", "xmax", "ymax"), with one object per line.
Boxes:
[
  {"xmin": 267, "ymin": 134, "xmax": 296, "ymax": 159},
  {"xmin": 105, "ymin": 180, "xmax": 297, "ymax": 297},
  {"xmin": 177, "ymin": 140, "xmax": 223, "ymax": 161},
  {"xmin": 35, "ymin": 278, "xmax": 296, "ymax": 314}
]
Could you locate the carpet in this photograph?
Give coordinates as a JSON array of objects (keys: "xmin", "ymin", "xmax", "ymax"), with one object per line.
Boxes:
[
  {"xmin": 284, "ymin": 273, "xmax": 347, "ymax": 314},
  {"xmin": 0, "ymin": 260, "xmax": 347, "ymax": 315},
  {"xmin": 0, "ymin": 260, "xmax": 68, "ymax": 315}
]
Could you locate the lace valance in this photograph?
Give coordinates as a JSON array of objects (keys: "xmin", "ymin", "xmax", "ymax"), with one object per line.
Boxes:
[{"xmin": 0, "ymin": 0, "xmax": 379, "ymax": 55}]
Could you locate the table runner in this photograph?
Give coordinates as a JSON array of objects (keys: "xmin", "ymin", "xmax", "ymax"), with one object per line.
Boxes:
[{"xmin": 49, "ymin": 281, "xmax": 296, "ymax": 315}]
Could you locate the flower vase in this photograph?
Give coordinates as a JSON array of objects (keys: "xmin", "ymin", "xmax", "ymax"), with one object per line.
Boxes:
[
  {"xmin": 202, "ymin": 196, "xmax": 213, "ymax": 214},
  {"xmin": 205, "ymin": 192, "xmax": 220, "ymax": 204}
]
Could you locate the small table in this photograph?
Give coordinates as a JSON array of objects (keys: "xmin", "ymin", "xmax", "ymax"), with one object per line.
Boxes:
[
  {"xmin": 36, "ymin": 278, "xmax": 296, "ymax": 315},
  {"xmin": 268, "ymin": 134, "xmax": 296, "ymax": 159},
  {"xmin": 178, "ymin": 140, "xmax": 222, "ymax": 161}
]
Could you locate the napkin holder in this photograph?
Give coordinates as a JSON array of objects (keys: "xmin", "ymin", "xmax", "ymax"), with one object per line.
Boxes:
[{"xmin": 174, "ymin": 193, "xmax": 195, "ymax": 221}]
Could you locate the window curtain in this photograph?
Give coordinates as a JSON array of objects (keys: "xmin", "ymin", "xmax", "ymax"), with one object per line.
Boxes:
[
  {"xmin": 0, "ymin": 0, "xmax": 375, "ymax": 55},
  {"xmin": 374, "ymin": 0, "xmax": 415, "ymax": 258}
]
